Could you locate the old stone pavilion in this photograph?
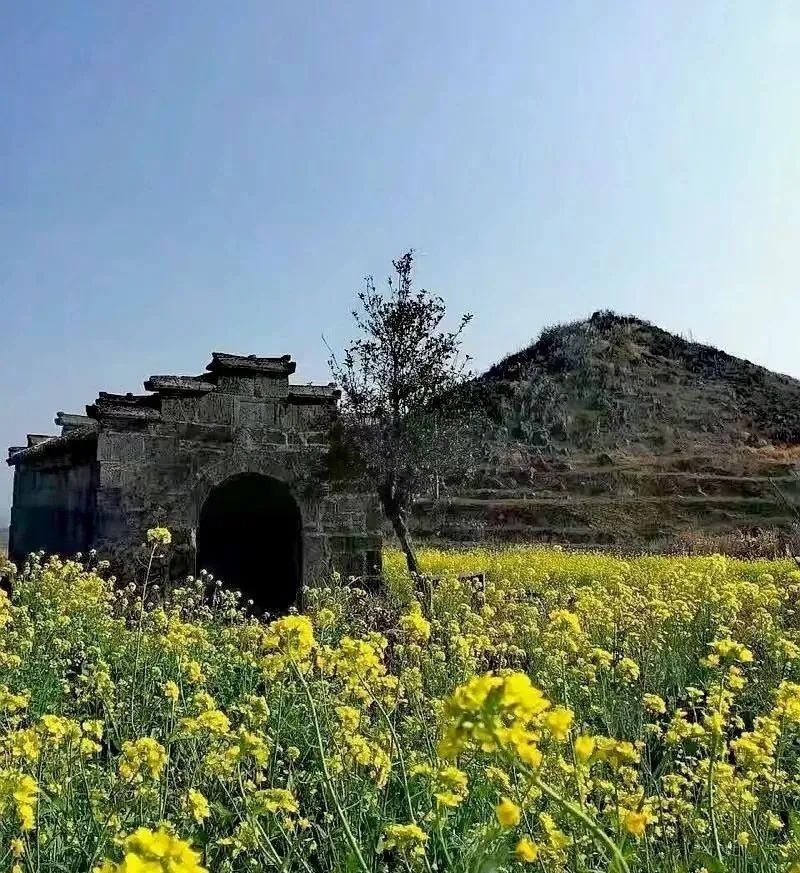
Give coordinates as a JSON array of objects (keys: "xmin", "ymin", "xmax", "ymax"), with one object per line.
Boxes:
[{"xmin": 7, "ymin": 352, "xmax": 382, "ymax": 611}]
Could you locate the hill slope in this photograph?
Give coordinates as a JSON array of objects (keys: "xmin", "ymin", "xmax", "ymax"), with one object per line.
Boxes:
[{"xmin": 413, "ymin": 311, "xmax": 800, "ymax": 553}]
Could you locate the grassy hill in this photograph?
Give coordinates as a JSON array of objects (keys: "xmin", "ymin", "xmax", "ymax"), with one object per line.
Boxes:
[{"xmin": 413, "ymin": 311, "xmax": 800, "ymax": 554}]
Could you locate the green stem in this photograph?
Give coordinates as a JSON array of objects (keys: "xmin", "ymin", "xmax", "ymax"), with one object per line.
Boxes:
[
  {"xmin": 130, "ymin": 545, "xmax": 157, "ymax": 725},
  {"xmin": 370, "ymin": 689, "xmax": 416, "ymax": 822},
  {"xmin": 533, "ymin": 775, "xmax": 630, "ymax": 873},
  {"xmin": 370, "ymin": 684, "xmax": 434, "ymax": 873},
  {"xmin": 293, "ymin": 663, "xmax": 371, "ymax": 873},
  {"xmin": 707, "ymin": 677, "xmax": 726, "ymax": 862}
]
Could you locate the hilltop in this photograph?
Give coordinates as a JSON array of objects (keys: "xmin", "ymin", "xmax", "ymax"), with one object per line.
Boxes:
[
  {"xmin": 483, "ymin": 310, "xmax": 800, "ymax": 449},
  {"xmin": 413, "ymin": 311, "xmax": 800, "ymax": 553}
]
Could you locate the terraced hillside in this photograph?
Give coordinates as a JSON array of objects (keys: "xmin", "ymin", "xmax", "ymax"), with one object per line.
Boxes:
[{"xmin": 412, "ymin": 311, "xmax": 800, "ymax": 553}]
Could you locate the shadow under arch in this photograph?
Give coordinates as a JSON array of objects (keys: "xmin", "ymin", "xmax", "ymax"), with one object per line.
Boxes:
[{"xmin": 196, "ymin": 472, "xmax": 302, "ymax": 615}]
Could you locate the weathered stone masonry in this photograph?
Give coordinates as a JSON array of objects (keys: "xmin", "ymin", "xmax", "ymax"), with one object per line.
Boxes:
[{"xmin": 7, "ymin": 353, "xmax": 381, "ymax": 606}]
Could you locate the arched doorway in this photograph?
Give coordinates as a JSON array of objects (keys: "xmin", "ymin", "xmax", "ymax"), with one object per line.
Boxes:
[{"xmin": 196, "ymin": 473, "xmax": 302, "ymax": 615}]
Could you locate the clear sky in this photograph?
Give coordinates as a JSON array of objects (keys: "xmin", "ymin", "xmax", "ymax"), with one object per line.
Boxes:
[{"xmin": 2, "ymin": 2, "xmax": 799, "ymax": 523}]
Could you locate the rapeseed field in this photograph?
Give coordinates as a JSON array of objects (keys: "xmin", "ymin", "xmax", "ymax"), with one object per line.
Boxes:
[{"xmin": 2, "ymin": 533, "xmax": 800, "ymax": 872}]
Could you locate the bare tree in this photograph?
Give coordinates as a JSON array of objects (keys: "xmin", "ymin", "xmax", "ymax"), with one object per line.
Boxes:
[{"xmin": 329, "ymin": 251, "xmax": 478, "ymax": 575}]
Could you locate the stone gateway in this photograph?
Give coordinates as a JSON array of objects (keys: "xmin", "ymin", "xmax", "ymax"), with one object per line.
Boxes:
[{"xmin": 7, "ymin": 352, "xmax": 382, "ymax": 610}]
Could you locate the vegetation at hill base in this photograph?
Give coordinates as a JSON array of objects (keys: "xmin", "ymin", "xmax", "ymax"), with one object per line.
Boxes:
[{"xmin": 3, "ymin": 538, "xmax": 800, "ymax": 871}]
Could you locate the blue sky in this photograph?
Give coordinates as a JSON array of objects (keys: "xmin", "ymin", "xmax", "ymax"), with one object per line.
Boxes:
[{"xmin": 2, "ymin": 2, "xmax": 799, "ymax": 522}]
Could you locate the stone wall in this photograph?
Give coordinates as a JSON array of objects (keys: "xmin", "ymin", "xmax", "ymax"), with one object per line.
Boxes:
[{"xmin": 8, "ymin": 435, "xmax": 97, "ymax": 561}]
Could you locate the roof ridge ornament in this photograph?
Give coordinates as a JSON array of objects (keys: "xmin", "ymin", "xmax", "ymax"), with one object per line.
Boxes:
[
  {"xmin": 206, "ymin": 352, "xmax": 296, "ymax": 376},
  {"xmin": 143, "ymin": 375, "xmax": 215, "ymax": 395}
]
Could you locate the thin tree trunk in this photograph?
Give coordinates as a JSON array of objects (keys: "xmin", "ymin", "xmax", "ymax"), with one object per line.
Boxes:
[{"xmin": 389, "ymin": 511, "xmax": 420, "ymax": 576}]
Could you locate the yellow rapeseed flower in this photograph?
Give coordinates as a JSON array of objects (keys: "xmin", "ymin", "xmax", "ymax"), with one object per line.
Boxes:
[
  {"xmin": 183, "ymin": 661, "xmax": 205, "ymax": 685},
  {"xmin": 94, "ymin": 827, "xmax": 205, "ymax": 873},
  {"xmin": 186, "ymin": 789, "xmax": 210, "ymax": 823},
  {"xmin": 118, "ymin": 738, "xmax": 167, "ymax": 783},
  {"xmin": 643, "ymin": 694, "xmax": 666, "ymax": 714},
  {"xmin": 0, "ymin": 769, "xmax": 37, "ymax": 830},
  {"xmin": 708, "ymin": 638, "xmax": 753, "ymax": 665},
  {"xmin": 496, "ymin": 797, "xmax": 522, "ymax": 828},
  {"xmin": 617, "ymin": 657, "xmax": 640, "ymax": 683},
  {"xmin": 514, "ymin": 837, "xmax": 540, "ymax": 862},
  {"xmin": 382, "ymin": 823, "xmax": 428, "ymax": 859},
  {"xmin": 253, "ymin": 788, "xmax": 299, "ymax": 815},
  {"xmin": 0, "ymin": 684, "xmax": 29, "ymax": 713},
  {"xmin": 574, "ymin": 734, "xmax": 595, "ymax": 763},
  {"xmin": 146, "ymin": 527, "xmax": 172, "ymax": 547},
  {"xmin": 182, "ymin": 708, "xmax": 231, "ymax": 736},
  {"xmin": 399, "ymin": 602, "xmax": 431, "ymax": 643},
  {"xmin": 621, "ymin": 808, "xmax": 652, "ymax": 837},
  {"xmin": 543, "ymin": 706, "xmax": 573, "ymax": 740}
]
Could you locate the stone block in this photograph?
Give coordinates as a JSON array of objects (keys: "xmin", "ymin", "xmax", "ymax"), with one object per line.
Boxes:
[
  {"xmin": 95, "ymin": 486, "xmax": 123, "ymax": 511},
  {"xmin": 144, "ymin": 463, "xmax": 193, "ymax": 495},
  {"xmin": 337, "ymin": 511, "xmax": 367, "ymax": 532},
  {"xmin": 161, "ymin": 394, "xmax": 234, "ymax": 426},
  {"xmin": 302, "ymin": 533, "xmax": 330, "ymax": 581},
  {"xmin": 323, "ymin": 493, "xmax": 367, "ymax": 516},
  {"xmin": 254, "ymin": 427, "xmax": 288, "ymax": 446},
  {"xmin": 288, "ymin": 430, "xmax": 329, "ymax": 447},
  {"xmin": 159, "ymin": 398, "xmax": 190, "ymax": 421},
  {"xmin": 215, "ymin": 375, "xmax": 255, "ymax": 396},
  {"xmin": 284, "ymin": 406, "xmax": 304, "ymax": 430},
  {"xmin": 97, "ymin": 432, "xmax": 145, "ymax": 463},
  {"xmin": 235, "ymin": 399, "xmax": 271, "ymax": 428},
  {"xmin": 99, "ymin": 462, "xmax": 123, "ymax": 488},
  {"xmin": 328, "ymin": 533, "xmax": 383, "ymax": 578},
  {"xmin": 175, "ymin": 422, "xmax": 234, "ymax": 444},
  {"xmin": 285, "ymin": 404, "xmax": 327, "ymax": 431},
  {"xmin": 253, "ymin": 375, "xmax": 289, "ymax": 399},
  {"xmin": 234, "ymin": 401, "xmax": 283, "ymax": 428},
  {"xmin": 232, "ymin": 428, "xmax": 260, "ymax": 451},
  {"xmin": 96, "ymin": 506, "xmax": 145, "ymax": 542},
  {"xmin": 190, "ymin": 448, "xmax": 227, "ymax": 476},
  {"xmin": 144, "ymin": 435, "xmax": 179, "ymax": 463},
  {"xmin": 272, "ymin": 402, "xmax": 288, "ymax": 428},
  {"xmin": 194, "ymin": 394, "xmax": 235, "ymax": 425},
  {"xmin": 365, "ymin": 498, "xmax": 383, "ymax": 531}
]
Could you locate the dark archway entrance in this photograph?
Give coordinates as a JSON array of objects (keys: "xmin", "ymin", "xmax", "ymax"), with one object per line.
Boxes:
[{"xmin": 197, "ymin": 473, "xmax": 302, "ymax": 615}]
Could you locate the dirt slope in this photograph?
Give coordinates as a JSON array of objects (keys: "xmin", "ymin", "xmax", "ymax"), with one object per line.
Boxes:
[{"xmin": 413, "ymin": 311, "xmax": 800, "ymax": 553}]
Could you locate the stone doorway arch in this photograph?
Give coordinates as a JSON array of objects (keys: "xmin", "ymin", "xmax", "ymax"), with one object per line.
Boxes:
[{"xmin": 196, "ymin": 472, "xmax": 302, "ymax": 614}]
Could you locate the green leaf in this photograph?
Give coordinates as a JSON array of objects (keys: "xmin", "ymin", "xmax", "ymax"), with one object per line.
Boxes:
[{"xmin": 694, "ymin": 852, "xmax": 727, "ymax": 873}]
